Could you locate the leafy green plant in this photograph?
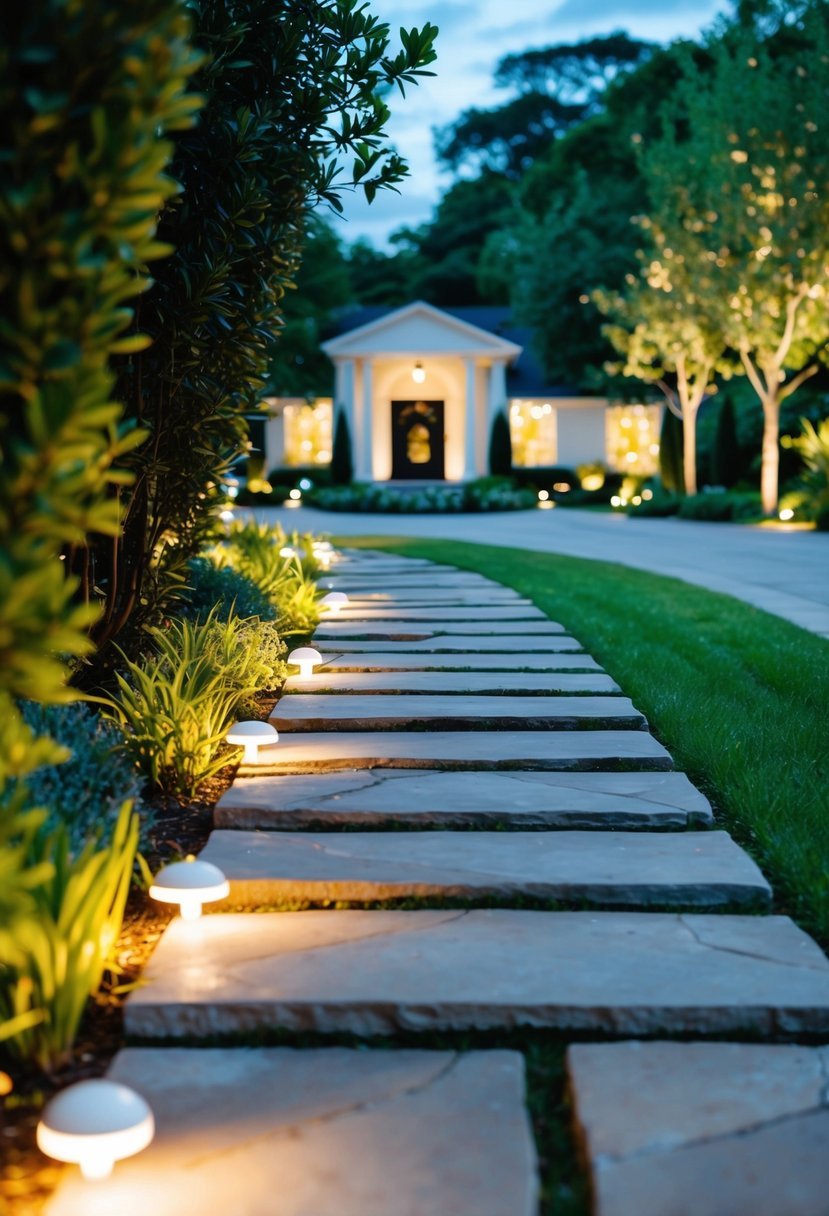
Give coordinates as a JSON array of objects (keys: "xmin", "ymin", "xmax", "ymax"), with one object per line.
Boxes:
[
  {"xmin": 106, "ymin": 612, "xmax": 284, "ymax": 800},
  {"xmin": 781, "ymin": 417, "xmax": 829, "ymax": 529},
  {"xmin": 0, "ymin": 801, "xmax": 139, "ymax": 1072},
  {"xmin": 210, "ymin": 520, "xmax": 321, "ymax": 635},
  {"xmin": 181, "ymin": 557, "xmax": 276, "ymax": 623},
  {"xmin": 677, "ymin": 491, "xmax": 763, "ymax": 522},
  {"xmin": 4, "ymin": 704, "xmax": 146, "ymax": 853}
]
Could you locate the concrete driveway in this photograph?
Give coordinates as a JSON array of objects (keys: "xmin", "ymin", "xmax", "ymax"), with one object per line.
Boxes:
[{"xmin": 251, "ymin": 504, "xmax": 829, "ymax": 639}]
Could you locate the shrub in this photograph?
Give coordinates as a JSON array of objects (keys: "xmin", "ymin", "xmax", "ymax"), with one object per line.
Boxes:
[
  {"xmin": 678, "ymin": 491, "xmax": 763, "ymax": 522},
  {"xmin": 0, "ymin": 801, "xmax": 139, "ymax": 1072},
  {"xmin": 181, "ymin": 558, "xmax": 276, "ymax": 623},
  {"xmin": 488, "ymin": 411, "xmax": 513, "ymax": 477},
  {"xmin": 510, "ymin": 466, "xmax": 579, "ymax": 495},
  {"xmin": 106, "ymin": 612, "xmax": 284, "ymax": 801},
  {"xmin": 781, "ymin": 417, "xmax": 829, "ymax": 526},
  {"xmin": 710, "ymin": 396, "xmax": 741, "ymax": 489},
  {"xmin": 5, "ymin": 704, "xmax": 146, "ymax": 853},
  {"xmin": 330, "ymin": 411, "xmax": 354, "ymax": 485},
  {"xmin": 209, "ymin": 521, "xmax": 321, "ymax": 635},
  {"xmin": 307, "ymin": 479, "xmax": 536, "ymax": 513},
  {"xmin": 628, "ymin": 492, "xmax": 681, "ymax": 517}
]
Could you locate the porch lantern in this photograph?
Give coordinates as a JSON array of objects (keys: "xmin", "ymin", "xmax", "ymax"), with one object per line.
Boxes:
[
  {"xmin": 411, "ymin": 361, "xmax": 426, "ymax": 384},
  {"xmin": 226, "ymin": 719, "xmax": 279, "ymax": 763},
  {"xmin": 320, "ymin": 591, "xmax": 349, "ymax": 614},
  {"xmin": 288, "ymin": 646, "xmax": 322, "ymax": 679},
  {"xmin": 149, "ymin": 857, "xmax": 230, "ymax": 921},
  {"xmin": 37, "ymin": 1080, "xmax": 155, "ymax": 1181}
]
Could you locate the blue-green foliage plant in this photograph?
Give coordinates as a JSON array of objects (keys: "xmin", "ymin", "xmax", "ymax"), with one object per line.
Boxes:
[
  {"xmin": 181, "ymin": 557, "xmax": 276, "ymax": 623},
  {"xmin": 7, "ymin": 704, "xmax": 147, "ymax": 853}
]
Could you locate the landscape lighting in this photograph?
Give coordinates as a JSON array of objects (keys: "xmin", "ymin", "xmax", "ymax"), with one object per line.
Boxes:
[
  {"xmin": 226, "ymin": 719, "xmax": 279, "ymax": 763},
  {"xmin": 320, "ymin": 591, "xmax": 349, "ymax": 614},
  {"xmin": 288, "ymin": 646, "xmax": 323, "ymax": 678},
  {"xmin": 37, "ymin": 1080, "xmax": 154, "ymax": 1180},
  {"xmin": 149, "ymin": 857, "xmax": 230, "ymax": 921}
]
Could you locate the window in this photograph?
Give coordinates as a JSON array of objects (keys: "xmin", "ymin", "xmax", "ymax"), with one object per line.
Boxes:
[
  {"xmin": 283, "ymin": 399, "xmax": 333, "ymax": 466},
  {"xmin": 605, "ymin": 404, "xmax": 661, "ymax": 474},
  {"xmin": 509, "ymin": 400, "xmax": 557, "ymax": 466}
]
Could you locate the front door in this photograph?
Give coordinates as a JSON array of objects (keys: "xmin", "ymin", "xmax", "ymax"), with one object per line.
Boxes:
[{"xmin": 391, "ymin": 400, "xmax": 445, "ymax": 479}]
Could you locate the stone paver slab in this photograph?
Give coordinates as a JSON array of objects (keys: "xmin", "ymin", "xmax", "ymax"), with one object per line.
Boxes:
[
  {"xmin": 318, "ymin": 652, "xmax": 603, "ymax": 671},
  {"xmin": 46, "ymin": 1048, "xmax": 538, "ymax": 1216},
  {"xmin": 314, "ymin": 621, "xmax": 568, "ymax": 639},
  {"xmin": 342, "ymin": 589, "xmax": 531, "ymax": 604},
  {"xmin": 270, "ymin": 693, "xmax": 645, "ymax": 731},
  {"xmin": 314, "ymin": 634, "xmax": 583, "ymax": 650},
  {"xmin": 283, "ymin": 671, "xmax": 620, "ymax": 694},
  {"xmin": 567, "ymin": 1041, "xmax": 829, "ymax": 1216},
  {"xmin": 201, "ymin": 829, "xmax": 770, "ymax": 908},
  {"xmin": 240, "ymin": 730, "xmax": 673, "ymax": 774},
  {"xmin": 125, "ymin": 910, "xmax": 829, "ymax": 1039},
  {"xmin": 215, "ymin": 769, "xmax": 713, "ymax": 829},
  {"xmin": 331, "ymin": 605, "xmax": 546, "ymax": 621}
]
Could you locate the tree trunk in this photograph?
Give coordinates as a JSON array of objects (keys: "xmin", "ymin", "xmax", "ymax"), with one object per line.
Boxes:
[
  {"xmin": 682, "ymin": 401, "xmax": 700, "ymax": 497},
  {"xmin": 760, "ymin": 393, "xmax": 781, "ymax": 516}
]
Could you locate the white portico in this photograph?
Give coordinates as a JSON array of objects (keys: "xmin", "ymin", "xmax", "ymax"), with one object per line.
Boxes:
[{"xmin": 321, "ymin": 301, "xmax": 521, "ymax": 482}]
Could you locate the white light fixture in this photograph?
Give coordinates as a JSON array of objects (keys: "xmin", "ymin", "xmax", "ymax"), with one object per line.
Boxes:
[
  {"xmin": 219, "ymin": 508, "xmax": 234, "ymax": 523},
  {"xmin": 411, "ymin": 361, "xmax": 426, "ymax": 384},
  {"xmin": 779, "ymin": 507, "xmax": 795, "ymax": 521},
  {"xmin": 226, "ymin": 719, "xmax": 279, "ymax": 764},
  {"xmin": 288, "ymin": 646, "xmax": 323, "ymax": 678},
  {"xmin": 320, "ymin": 591, "xmax": 349, "ymax": 614},
  {"xmin": 37, "ymin": 1080, "xmax": 154, "ymax": 1181},
  {"xmin": 149, "ymin": 856, "xmax": 230, "ymax": 921},
  {"xmin": 279, "ymin": 545, "xmax": 306, "ymax": 560},
  {"xmin": 289, "ymin": 488, "xmax": 302, "ymax": 500},
  {"xmin": 537, "ymin": 490, "xmax": 549, "ymax": 502}
]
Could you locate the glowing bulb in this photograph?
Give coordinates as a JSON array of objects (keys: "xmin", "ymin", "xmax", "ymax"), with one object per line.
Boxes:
[
  {"xmin": 779, "ymin": 507, "xmax": 795, "ymax": 521},
  {"xmin": 611, "ymin": 496, "xmax": 621, "ymax": 507},
  {"xmin": 289, "ymin": 489, "xmax": 302, "ymax": 501},
  {"xmin": 538, "ymin": 490, "xmax": 550, "ymax": 501},
  {"xmin": 320, "ymin": 591, "xmax": 349, "ymax": 614},
  {"xmin": 37, "ymin": 1081, "xmax": 154, "ymax": 1180},
  {"xmin": 411, "ymin": 362, "xmax": 426, "ymax": 384},
  {"xmin": 219, "ymin": 509, "xmax": 234, "ymax": 523}
]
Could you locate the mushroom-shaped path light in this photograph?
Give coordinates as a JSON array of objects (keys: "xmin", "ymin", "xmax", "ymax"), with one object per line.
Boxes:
[
  {"xmin": 288, "ymin": 646, "xmax": 322, "ymax": 679},
  {"xmin": 37, "ymin": 1080, "xmax": 154, "ymax": 1181},
  {"xmin": 320, "ymin": 591, "xmax": 349, "ymax": 614},
  {"xmin": 150, "ymin": 857, "xmax": 230, "ymax": 920},
  {"xmin": 226, "ymin": 719, "xmax": 279, "ymax": 764}
]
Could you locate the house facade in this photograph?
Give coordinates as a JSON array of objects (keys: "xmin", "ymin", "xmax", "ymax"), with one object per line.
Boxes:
[{"xmin": 262, "ymin": 301, "xmax": 661, "ymax": 482}]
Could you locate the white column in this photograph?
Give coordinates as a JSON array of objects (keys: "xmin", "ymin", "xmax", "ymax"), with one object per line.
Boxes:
[
  {"xmin": 463, "ymin": 356, "xmax": 477, "ymax": 480},
  {"xmin": 360, "ymin": 358, "xmax": 374, "ymax": 481}
]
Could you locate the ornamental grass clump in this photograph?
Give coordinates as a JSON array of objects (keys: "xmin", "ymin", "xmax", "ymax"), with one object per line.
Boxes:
[
  {"xmin": 0, "ymin": 800, "xmax": 139, "ymax": 1072},
  {"xmin": 106, "ymin": 611, "xmax": 285, "ymax": 801}
]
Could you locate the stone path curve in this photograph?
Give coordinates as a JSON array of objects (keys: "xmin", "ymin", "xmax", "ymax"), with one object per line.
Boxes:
[{"xmin": 48, "ymin": 549, "xmax": 829, "ymax": 1216}]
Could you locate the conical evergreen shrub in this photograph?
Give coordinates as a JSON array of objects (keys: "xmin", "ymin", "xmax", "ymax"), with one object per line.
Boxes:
[
  {"xmin": 710, "ymin": 396, "xmax": 740, "ymax": 488},
  {"xmin": 330, "ymin": 409, "xmax": 354, "ymax": 485},
  {"xmin": 659, "ymin": 407, "xmax": 685, "ymax": 494},
  {"xmin": 488, "ymin": 411, "xmax": 513, "ymax": 477}
]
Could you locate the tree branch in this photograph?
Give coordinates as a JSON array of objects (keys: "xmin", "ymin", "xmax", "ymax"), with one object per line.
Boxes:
[{"xmin": 779, "ymin": 362, "xmax": 819, "ymax": 402}]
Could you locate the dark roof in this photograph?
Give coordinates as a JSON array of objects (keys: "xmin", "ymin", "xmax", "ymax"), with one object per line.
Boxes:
[{"xmin": 327, "ymin": 304, "xmax": 581, "ymax": 399}]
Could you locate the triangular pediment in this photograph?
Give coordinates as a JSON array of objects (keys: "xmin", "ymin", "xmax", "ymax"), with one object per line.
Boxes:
[{"xmin": 321, "ymin": 301, "xmax": 522, "ymax": 360}]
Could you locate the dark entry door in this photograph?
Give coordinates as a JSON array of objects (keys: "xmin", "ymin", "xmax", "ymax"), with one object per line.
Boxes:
[{"xmin": 391, "ymin": 400, "xmax": 445, "ymax": 479}]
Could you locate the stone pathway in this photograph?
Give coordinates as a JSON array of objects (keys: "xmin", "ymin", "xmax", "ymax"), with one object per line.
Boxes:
[{"xmin": 50, "ymin": 549, "xmax": 829, "ymax": 1214}]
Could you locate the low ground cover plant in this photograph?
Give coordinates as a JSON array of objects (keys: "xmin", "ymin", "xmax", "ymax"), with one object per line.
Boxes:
[{"xmin": 308, "ymin": 478, "xmax": 537, "ymax": 513}]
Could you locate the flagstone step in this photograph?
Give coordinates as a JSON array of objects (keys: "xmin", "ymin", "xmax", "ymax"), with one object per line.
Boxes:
[
  {"xmin": 215, "ymin": 769, "xmax": 713, "ymax": 830},
  {"xmin": 201, "ymin": 829, "xmax": 771, "ymax": 909},
  {"xmin": 46, "ymin": 1048, "xmax": 538, "ymax": 1216},
  {"xmin": 332, "ymin": 605, "xmax": 546, "ymax": 621},
  {"xmin": 283, "ymin": 671, "xmax": 621, "ymax": 694},
  {"xmin": 239, "ymin": 730, "xmax": 673, "ymax": 774},
  {"xmin": 314, "ymin": 621, "xmax": 569, "ymax": 640},
  {"xmin": 567, "ymin": 1041, "xmax": 829, "ymax": 1216},
  {"xmin": 124, "ymin": 909, "xmax": 829, "ymax": 1040},
  {"xmin": 315, "ymin": 634, "xmax": 582, "ymax": 651},
  {"xmin": 318, "ymin": 651, "xmax": 603, "ymax": 671},
  {"xmin": 270, "ymin": 693, "xmax": 645, "ymax": 731}
]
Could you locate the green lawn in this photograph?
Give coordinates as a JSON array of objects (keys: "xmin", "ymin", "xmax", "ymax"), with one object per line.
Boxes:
[{"xmin": 339, "ymin": 536, "xmax": 829, "ymax": 943}]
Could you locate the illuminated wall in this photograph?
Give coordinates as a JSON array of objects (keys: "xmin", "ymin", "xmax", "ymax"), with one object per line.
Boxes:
[
  {"xmin": 605, "ymin": 404, "xmax": 661, "ymax": 474},
  {"xmin": 282, "ymin": 399, "xmax": 333, "ymax": 466}
]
